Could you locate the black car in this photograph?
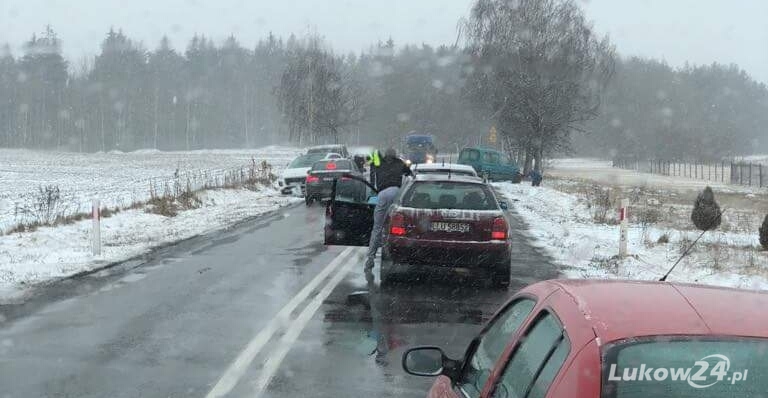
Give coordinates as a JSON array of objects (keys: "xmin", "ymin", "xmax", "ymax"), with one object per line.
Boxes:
[{"xmin": 304, "ymin": 159, "xmax": 367, "ymax": 206}]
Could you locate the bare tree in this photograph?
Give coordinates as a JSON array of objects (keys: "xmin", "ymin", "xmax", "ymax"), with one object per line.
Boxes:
[
  {"xmin": 276, "ymin": 36, "xmax": 365, "ymax": 145},
  {"xmin": 464, "ymin": 0, "xmax": 615, "ymax": 172}
]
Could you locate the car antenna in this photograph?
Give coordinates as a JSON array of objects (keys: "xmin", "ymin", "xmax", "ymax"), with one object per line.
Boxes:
[{"xmin": 659, "ymin": 207, "xmax": 726, "ymax": 282}]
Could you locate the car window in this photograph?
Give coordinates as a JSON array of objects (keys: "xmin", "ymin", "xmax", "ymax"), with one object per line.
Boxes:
[
  {"xmin": 401, "ymin": 181, "xmax": 498, "ymax": 210},
  {"xmin": 492, "ymin": 312, "xmax": 567, "ymax": 398},
  {"xmin": 484, "ymin": 152, "xmax": 500, "ymax": 164},
  {"xmin": 289, "ymin": 156, "xmax": 321, "ymax": 168},
  {"xmin": 459, "ymin": 299, "xmax": 536, "ymax": 398},
  {"xmin": 311, "ymin": 159, "xmax": 353, "ymax": 171},
  {"xmin": 460, "ymin": 149, "xmax": 481, "ymax": 162},
  {"xmin": 602, "ymin": 337, "xmax": 768, "ymax": 398}
]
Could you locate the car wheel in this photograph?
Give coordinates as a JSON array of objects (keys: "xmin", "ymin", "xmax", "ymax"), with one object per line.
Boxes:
[
  {"xmin": 512, "ymin": 173, "xmax": 522, "ymax": 184},
  {"xmin": 491, "ymin": 263, "xmax": 511, "ymax": 288},
  {"xmin": 305, "ymin": 196, "xmax": 314, "ymax": 207}
]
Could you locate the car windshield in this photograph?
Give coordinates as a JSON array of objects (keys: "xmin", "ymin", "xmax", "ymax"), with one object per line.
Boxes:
[
  {"xmin": 308, "ymin": 146, "xmax": 342, "ymax": 154},
  {"xmin": 2, "ymin": 0, "xmax": 766, "ymax": 397},
  {"xmin": 603, "ymin": 337, "xmax": 768, "ymax": 398},
  {"xmin": 402, "ymin": 181, "xmax": 498, "ymax": 210}
]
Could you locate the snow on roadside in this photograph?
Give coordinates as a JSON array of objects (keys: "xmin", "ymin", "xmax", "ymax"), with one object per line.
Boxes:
[
  {"xmin": 0, "ymin": 187, "xmax": 300, "ymax": 300},
  {"xmin": 495, "ymin": 182, "xmax": 768, "ymax": 291}
]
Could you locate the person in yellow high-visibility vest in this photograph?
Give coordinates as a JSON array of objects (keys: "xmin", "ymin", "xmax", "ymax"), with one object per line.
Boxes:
[{"xmin": 369, "ymin": 149, "xmax": 382, "ymax": 190}]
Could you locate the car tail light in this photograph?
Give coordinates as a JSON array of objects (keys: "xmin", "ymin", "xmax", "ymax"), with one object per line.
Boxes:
[
  {"xmin": 306, "ymin": 174, "xmax": 319, "ymax": 183},
  {"xmin": 492, "ymin": 217, "xmax": 507, "ymax": 240},
  {"xmin": 390, "ymin": 212, "xmax": 407, "ymax": 236},
  {"xmin": 325, "ymin": 162, "xmax": 337, "ymax": 170}
]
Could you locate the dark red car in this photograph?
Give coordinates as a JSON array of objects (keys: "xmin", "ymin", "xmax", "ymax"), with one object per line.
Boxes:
[
  {"xmin": 380, "ymin": 174, "xmax": 511, "ymax": 286},
  {"xmin": 402, "ymin": 279, "xmax": 768, "ymax": 398},
  {"xmin": 323, "ymin": 174, "xmax": 512, "ymax": 286}
]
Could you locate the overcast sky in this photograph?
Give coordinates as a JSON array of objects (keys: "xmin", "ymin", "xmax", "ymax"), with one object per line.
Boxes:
[{"xmin": 1, "ymin": 0, "xmax": 766, "ymax": 83}]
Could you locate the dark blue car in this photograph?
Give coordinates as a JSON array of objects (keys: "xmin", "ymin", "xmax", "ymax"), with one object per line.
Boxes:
[{"xmin": 404, "ymin": 134, "xmax": 437, "ymax": 164}]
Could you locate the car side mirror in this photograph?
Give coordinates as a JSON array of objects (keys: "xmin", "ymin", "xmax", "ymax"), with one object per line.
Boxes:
[
  {"xmin": 402, "ymin": 347, "xmax": 463, "ymax": 380},
  {"xmin": 499, "ymin": 201, "xmax": 509, "ymax": 210},
  {"xmin": 307, "ymin": 169, "xmax": 311, "ymax": 175}
]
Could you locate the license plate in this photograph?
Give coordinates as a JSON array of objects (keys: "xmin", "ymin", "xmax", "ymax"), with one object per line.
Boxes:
[
  {"xmin": 323, "ymin": 177, "xmax": 335, "ymax": 182},
  {"xmin": 431, "ymin": 222, "xmax": 470, "ymax": 233}
]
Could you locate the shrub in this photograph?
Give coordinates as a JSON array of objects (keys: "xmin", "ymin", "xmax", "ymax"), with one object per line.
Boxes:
[
  {"xmin": 583, "ymin": 185, "xmax": 616, "ymax": 223},
  {"xmin": 657, "ymin": 234, "xmax": 670, "ymax": 244},
  {"xmin": 691, "ymin": 186, "xmax": 721, "ymax": 231},
  {"xmin": 760, "ymin": 215, "xmax": 768, "ymax": 250}
]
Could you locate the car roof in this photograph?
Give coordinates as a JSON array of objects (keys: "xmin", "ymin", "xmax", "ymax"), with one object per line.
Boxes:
[
  {"xmin": 308, "ymin": 144, "xmax": 345, "ymax": 149},
  {"xmin": 411, "ymin": 173, "xmax": 485, "ymax": 184},
  {"xmin": 533, "ymin": 279, "xmax": 768, "ymax": 343},
  {"xmin": 412, "ymin": 163, "xmax": 475, "ymax": 172},
  {"xmin": 462, "ymin": 146, "xmax": 501, "ymax": 154}
]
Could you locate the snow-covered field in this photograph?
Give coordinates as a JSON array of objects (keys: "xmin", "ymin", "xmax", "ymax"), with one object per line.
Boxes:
[
  {"xmin": 496, "ymin": 180, "xmax": 768, "ymax": 291},
  {"xmin": 548, "ymin": 158, "xmax": 766, "ymax": 194},
  {"xmin": 0, "ymin": 146, "xmax": 304, "ymax": 300},
  {"xmin": 0, "ymin": 146, "xmax": 302, "ymax": 232}
]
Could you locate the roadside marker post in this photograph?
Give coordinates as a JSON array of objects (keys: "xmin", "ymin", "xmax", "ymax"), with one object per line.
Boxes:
[
  {"xmin": 92, "ymin": 199, "xmax": 101, "ymax": 256},
  {"xmin": 619, "ymin": 198, "xmax": 628, "ymax": 257}
]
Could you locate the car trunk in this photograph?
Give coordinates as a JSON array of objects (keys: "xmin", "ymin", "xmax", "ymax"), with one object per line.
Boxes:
[
  {"xmin": 400, "ymin": 207, "xmax": 498, "ymax": 241},
  {"xmin": 387, "ymin": 207, "xmax": 509, "ymax": 267}
]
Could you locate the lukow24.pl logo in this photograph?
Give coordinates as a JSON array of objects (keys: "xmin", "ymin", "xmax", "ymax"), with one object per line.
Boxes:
[{"xmin": 608, "ymin": 354, "xmax": 748, "ymax": 389}]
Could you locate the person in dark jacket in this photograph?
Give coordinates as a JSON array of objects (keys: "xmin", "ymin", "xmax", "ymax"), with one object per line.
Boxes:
[
  {"xmin": 365, "ymin": 148, "xmax": 412, "ymax": 272},
  {"xmin": 529, "ymin": 169, "xmax": 543, "ymax": 186}
]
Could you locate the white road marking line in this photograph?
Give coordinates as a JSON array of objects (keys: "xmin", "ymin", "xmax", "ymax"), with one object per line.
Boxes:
[
  {"xmin": 253, "ymin": 249, "xmax": 362, "ymax": 396},
  {"xmin": 205, "ymin": 247, "xmax": 355, "ymax": 398}
]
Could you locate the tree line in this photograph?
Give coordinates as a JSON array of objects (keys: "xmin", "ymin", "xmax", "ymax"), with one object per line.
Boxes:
[
  {"xmin": 0, "ymin": 26, "xmax": 485, "ymax": 152},
  {"xmin": 1, "ymin": 0, "xmax": 766, "ymax": 168},
  {"xmin": 576, "ymin": 57, "xmax": 768, "ymax": 161}
]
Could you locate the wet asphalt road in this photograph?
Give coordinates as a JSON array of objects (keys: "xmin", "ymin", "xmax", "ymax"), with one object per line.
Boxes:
[{"xmin": 0, "ymin": 197, "xmax": 558, "ymax": 398}]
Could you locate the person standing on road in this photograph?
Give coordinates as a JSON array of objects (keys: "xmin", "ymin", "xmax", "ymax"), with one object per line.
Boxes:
[
  {"xmin": 369, "ymin": 149, "xmax": 382, "ymax": 190},
  {"xmin": 365, "ymin": 148, "xmax": 412, "ymax": 272}
]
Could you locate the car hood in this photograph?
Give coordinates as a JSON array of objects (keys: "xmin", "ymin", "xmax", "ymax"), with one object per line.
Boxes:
[{"xmin": 281, "ymin": 167, "xmax": 311, "ymax": 179}]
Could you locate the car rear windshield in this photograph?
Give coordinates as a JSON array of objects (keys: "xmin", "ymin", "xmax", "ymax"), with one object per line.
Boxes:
[
  {"xmin": 311, "ymin": 160, "xmax": 352, "ymax": 171},
  {"xmin": 402, "ymin": 181, "xmax": 498, "ymax": 210},
  {"xmin": 602, "ymin": 337, "xmax": 768, "ymax": 398},
  {"xmin": 308, "ymin": 146, "xmax": 343, "ymax": 154},
  {"xmin": 289, "ymin": 155, "xmax": 323, "ymax": 168}
]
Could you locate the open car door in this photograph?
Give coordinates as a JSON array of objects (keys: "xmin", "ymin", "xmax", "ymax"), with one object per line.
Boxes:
[{"xmin": 324, "ymin": 174, "xmax": 377, "ymax": 246}]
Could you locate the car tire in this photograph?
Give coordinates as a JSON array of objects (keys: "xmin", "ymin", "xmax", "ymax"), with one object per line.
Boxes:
[
  {"xmin": 512, "ymin": 173, "xmax": 522, "ymax": 184},
  {"xmin": 491, "ymin": 263, "xmax": 511, "ymax": 288},
  {"xmin": 305, "ymin": 196, "xmax": 314, "ymax": 207}
]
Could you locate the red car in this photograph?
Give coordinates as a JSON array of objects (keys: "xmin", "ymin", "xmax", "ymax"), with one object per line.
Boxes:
[
  {"xmin": 402, "ymin": 279, "xmax": 768, "ymax": 398},
  {"xmin": 381, "ymin": 174, "xmax": 511, "ymax": 286},
  {"xmin": 323, "ymin": 174, "xmax": 512, "ymax": 286}
]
